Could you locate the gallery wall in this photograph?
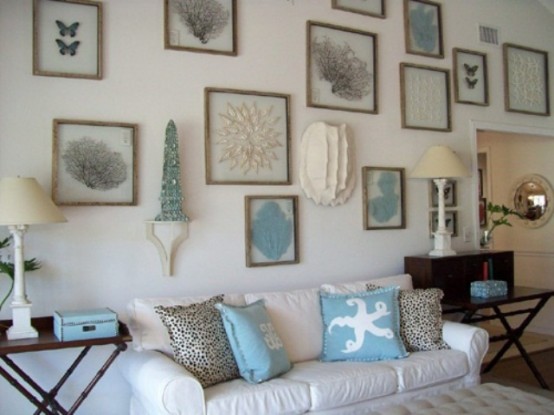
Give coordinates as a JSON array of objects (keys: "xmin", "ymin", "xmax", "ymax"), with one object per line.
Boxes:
[{"xmin": 1, "ymin": 1, "xmax": 554, "ymax": 413}]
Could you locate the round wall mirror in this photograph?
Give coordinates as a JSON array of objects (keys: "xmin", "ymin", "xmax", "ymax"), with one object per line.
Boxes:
[{"xmin": 512, "ymin": 174, "xmax": 553, "ymax": 228}]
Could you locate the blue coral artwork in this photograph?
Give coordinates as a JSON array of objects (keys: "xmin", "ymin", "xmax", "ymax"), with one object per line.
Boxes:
[
  {"xmin": 406, "ymin": 0, "xmax": 442, "ymax": 58},
  {"xmin": 364, "ymin": 167, "xmax": 405, "ymax": 230}
]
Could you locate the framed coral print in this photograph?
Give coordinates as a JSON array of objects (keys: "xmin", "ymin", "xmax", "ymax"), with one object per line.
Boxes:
[
  {"xmin": 400, "ymin": 63, "xmax": 451, "ymax": 131},
  {"xmin": 307, "ymin": 21, "xmax": 378, "ymax": 114},
  {"xmin": 205, "ymin": 88, "xmax": 291, "ymax": 185},
  {"xmin": 362, "ymin": 167, "xmax": 406, "ymax": 230},
  {"xmin": 404, "ymin": 0, "xmax": 443, "ymax": 58},
  {"xmin": 430, "ymin": 179, "xmax": 456, "ymax": 207},
  {"xmin": 503, "ymin": 43, "xmax": 550, "ymax": 116},
  {"xmin": 430, "ymin": 211, "xmax": 457, "ymax": 237},
  {"xmin": 33, "ymin": 0, "xmax": 102, "ymax": 79},
  {"xmin": 164, "ymin": 0, "xmax": 236, "ymax": 56},
  {"xmin": 331, "ymin": 0, "xmax": 385, "ymax": 19},
  {"xmin": 453, "ymin": 48, "xmax": 489, "ymax": 106},
  {"xmin": 53, "ymin": 119, "xmax": 137, "ymax": 205},
  {"xmin": 245, "ymin": 195, "xmax": 299, "ymax": 267}
]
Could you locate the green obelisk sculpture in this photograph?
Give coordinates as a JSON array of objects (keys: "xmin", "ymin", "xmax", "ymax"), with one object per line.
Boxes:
[{"xmin": 155, "ymin": 120, "xmax": 190, "ymax": 222}]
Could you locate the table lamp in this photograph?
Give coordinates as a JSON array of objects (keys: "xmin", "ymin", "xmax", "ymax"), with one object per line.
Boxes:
[
  {"xmin": 410, "ymin": 146, "xmax": 470, "ymax": 257},
  {"xmin": 0, "ymin": 177, "xmax": 66, "ymax": 340}
]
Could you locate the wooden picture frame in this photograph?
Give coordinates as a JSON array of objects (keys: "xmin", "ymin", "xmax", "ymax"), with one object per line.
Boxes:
[
  {"xmin": 205, "ymin": 87, "xmax": 291, "ymax": 185},
  {"xmin": 479, "ymin": 198, "xmax": 487, "ymax": 228},
  {"xmin": 307, "ymin": 21, "xmax": 378, "ymax": 114},
  {"xmin": 453, "ymin": 48, "xmax": 489, "ymax": 106},
  {"xmin": 331, "ymin": 0, "xmax": 386, "ymax": 19},
  {"xmin": 430, "ymin": 211, "xmax": 457, "ymax": 237},
  {"xmin": 404, "ymin": 0, "xmax": 443, "ymax": 58},
  {"xmin": 33, "ymin": 0, "xmax": 102, "ymax": 79},
  {"xmin": 503, "ymin": 43, "xmax": 550, "ymax": 116},
  {"xmin": 400, "ymin": 63, "xmax": 451, "ymax": 131},
  {"xmin": 245, "ymin": 195, "xmax": 299, "ymax": 267},
  {"xmin": 362, "ymin": 167, "xmax": 406, "ymax": 230},
  {"xmin": 53, "ymin": 119, "xmax": 138, "ymax": 205},
  {"xmin": 430, "ymin": 179, "xmax": 456, "ymax": 207},
  {"xmin": 164, "ymin": 0, "xmax": 237, "ymax": 56}
]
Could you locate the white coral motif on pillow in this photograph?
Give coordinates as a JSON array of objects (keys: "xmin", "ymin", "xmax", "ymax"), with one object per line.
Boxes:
[
  {"xmin": 329, "ymin": 299, "xmax": 393, "ymax": 353},
  {"xmin": 260, "ymin": 322, "xmax": 283, "ymax": 350}
]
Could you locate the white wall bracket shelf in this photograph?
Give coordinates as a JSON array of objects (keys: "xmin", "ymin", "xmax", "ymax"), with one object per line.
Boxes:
[{"xmin": 145, "ymin": 221, "xmax": 188, "ymax": 276}]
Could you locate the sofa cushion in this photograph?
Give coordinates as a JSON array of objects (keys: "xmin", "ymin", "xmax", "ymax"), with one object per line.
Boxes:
[
  {"xmin": 244, "ymin": 288, "xmax": 322, "ymax": 363},
  {"xmin": 215, "ymin": 300, "xmax": 292, "ymax": 383},
  {"xmin": 282, "ymin": 360, "xmax": 398, "ymax": 411},
  {"xmin": 154, "ymin": 295, "xmax": 240, "ymax": 388},
  {"xmin": 320, "ymin": 288, "xmax": 408, "ymax": 362},
  {"xmin": 321, "ymin": 273, "xmax": 413, "ymax": 294}
]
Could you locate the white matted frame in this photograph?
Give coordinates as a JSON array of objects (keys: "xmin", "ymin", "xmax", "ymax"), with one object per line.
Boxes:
[
  {"xmin": 430, "ymin": 179, "xmax": 456, "ymax": 207},
  {"xmin": 307, "ymin": 21, "xmax": 378, "ymax": 114},
  {"xmin": 164, "ymin": 0, "xmax": 237, "ymax": 56},
  {"xmin": 33, "ymin": 0, "xmax": 102, "ymax": 79},
  {"xmin": 400, "ymin": 63, "xmax": 451, "ymax": 131},
  {"xmin": 245, "ymin": 195, "xmax": 299, "ymax": 267},
  {"xmin": 453, "ymin": 48, "xmax": 489, "ymax": 106},
  {"xmin": 362, "ymin": 167, "xmax": 405, "ymax": 230},
  {"xmin": 503, "ymin": 43, "xmax": 550, "ymax": 116},
  {"xmin": 331, "ymin": 0, "xmax": 385, "ymax": 19},
  {"xmin": 53, "ymin": 119, "xmax": 137, "ymax": 205},
  {"xmin": 430, "ymin": 210, "xmax": 457, "ymax": 237},
  {"xmin": 404, "ymin": 0, "xmax": 443, "ymax": 58},
  {"xmin": 205, "ymin": 87, "xmax": 291, "ymax": 185}
]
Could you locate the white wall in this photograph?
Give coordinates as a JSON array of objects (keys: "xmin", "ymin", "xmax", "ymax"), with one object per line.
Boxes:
[{"xmin": 1, "ymin": 1, "xmax": 553, "ymax": 413}]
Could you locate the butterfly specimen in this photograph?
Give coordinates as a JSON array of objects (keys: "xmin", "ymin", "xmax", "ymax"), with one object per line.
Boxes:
[
  {"xmin": 56, "ymin": 20, "xmax": 80, "ymax": 37},
  {"xmin": 465, "ymin": 77, "xmax": 478, "ymax": 89},
  {"xmin": 56, "ymin": 39, "xmax": 80, "ymax": 56},
  {"xmin": 463, "ymin": 63, "xmax": 478, "ymax": 77}
]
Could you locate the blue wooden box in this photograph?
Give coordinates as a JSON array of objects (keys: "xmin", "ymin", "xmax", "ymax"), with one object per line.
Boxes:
[
  {"xmin": 54, "ymin": 308, "xmax": 119, "ymax": 341},
  {"xmin": 470, "ymin": 280, "xmax": 508, "ymax": 298}
]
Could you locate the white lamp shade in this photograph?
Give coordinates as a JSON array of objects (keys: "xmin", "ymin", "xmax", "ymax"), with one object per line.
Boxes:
[
  {"xmin": 0, "ymin": 177, "xmax": 66, "ymax": 225},
  {"xmin": 410, "ymin": 145, "xmax": 470, "ymax": 179}
]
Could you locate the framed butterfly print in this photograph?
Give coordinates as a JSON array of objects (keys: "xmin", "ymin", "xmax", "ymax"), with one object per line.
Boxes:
[
  {"xmin": 453, "ymin": 48, "xmax": 489, "ymax": 106},
  {"xmin": 404, "ymin": 0, "xmax": 443, "ymax": 58},
  {"xmin": 33, "ymin": 0, "xmax": 102, "ymax": 79}
]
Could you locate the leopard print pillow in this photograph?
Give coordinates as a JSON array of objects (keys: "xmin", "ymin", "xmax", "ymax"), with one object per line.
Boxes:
[
  {"xmin": 155, "ymin": 295, "xmax": 239, "ymax": 388},
  {"xmin": 367, "ymin": 284, "xmax": 450, "ymax": 352}
]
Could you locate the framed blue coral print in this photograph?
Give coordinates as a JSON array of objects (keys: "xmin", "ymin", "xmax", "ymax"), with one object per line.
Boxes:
[
  {"xmin": 362, "ymin": 167, "xmax": 405, "ymax": 230},
  {"xmin": 245, "ymin": 196, "xmax": 299, "ymax": 267},
  {"xmin": 404, "ymin": 0, "xmax": 443, "ymax": 59}
]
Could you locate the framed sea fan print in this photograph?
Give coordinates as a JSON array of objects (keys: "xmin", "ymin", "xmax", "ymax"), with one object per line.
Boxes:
[
  {"xmin": 164, "ymin": 0, "xmax": 237, "ymax": 55},
  {"xmin": 53, "ymin": 119, "xmax": 138, "ymax": 205},
  {"xmin": 307, "ymin": 21, "xmax": 378, "ymax": 114},
  {"xmin": 33, "ymin": 0, "xmax": 102, "ymax": 79},
  {"xmin": 205, "ymin": 88, "xmax": 291, "ymax": 185},
  {"xmin": 245, "ymin": 195, "xmax": 299, "ymax": 267},
  {"xmin": 453, "ymin": 48, "xmax": 489, "ymax": 106},
  {"xmin": 404, "ymin": 0, "xmax": 443, "ymax": 59}
]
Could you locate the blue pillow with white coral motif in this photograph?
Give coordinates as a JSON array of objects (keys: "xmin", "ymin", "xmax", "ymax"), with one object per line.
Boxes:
[{"xmin": 320, "ymin": 287, "xmax": 408, "ymax": 362}]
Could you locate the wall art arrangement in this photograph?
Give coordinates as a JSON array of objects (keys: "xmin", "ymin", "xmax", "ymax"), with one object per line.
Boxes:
[
  {"xmin": 503, "ymin": 43, "xmax": 550, "ymax": 116},
  {"xmin": 453, "ymin": 48, "xmax": 489, "ymax": 106},
  {"xmin": 331, "ymin": 0, "xmax": 385, "ymax": 19},
  {"xmin": 33, "ymin": 0, "xmax": 102, "ymax": 79},
  {"xmin": 429, "ymin": 179, "xmax": 456, "ymax": 208},
  {"xmin": 403, "ymin": 0, "xmax": 443, "ymax": 59},
  {"xmin": 245, "ymin": 195, "xmax": 299, "ymax": 267},
  {"xmin": 430, "ymin": 211, "xmax": 457, "ymax": 237},
  {"xmin": 164, "ymin": 0, "xmax": 237, "ymax": 55},
  {"xmin": 204, "ymin": 87, "xmax": 291, "ymax": 185},
  {"xmin": 362, "ymin": 167, "xmax": 405, "ymax": 230},
  {"xmin": 400, "ymin": 63, "xmax": 451, "ymax": 131},
  {"xmin": 52, "ymin": 119, "xmax": 137, "ymax": 206},
  {"xmin": 307, "ymin": 21, "xmax": 378, "ymax": 114}
]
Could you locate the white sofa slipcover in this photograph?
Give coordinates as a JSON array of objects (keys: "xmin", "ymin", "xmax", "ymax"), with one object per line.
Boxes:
[{"xmin": 118, "ymin": 274, "xmax": 489, "ymax": 415}]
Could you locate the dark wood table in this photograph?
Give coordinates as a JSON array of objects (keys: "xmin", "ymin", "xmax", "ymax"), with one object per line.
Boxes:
[
  {"xmin": 0, "ymin": 316, "xmax": 132, "ymax": 415},
  {"xmin": 443, "ymin": 286, "xmax": 554, "ymax": 390}
]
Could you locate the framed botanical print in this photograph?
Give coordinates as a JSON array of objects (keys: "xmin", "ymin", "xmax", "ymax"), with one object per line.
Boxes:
[
  {"xmin": 205, "ymin": 88, "xmax": 291, "ymax": 185},
  {"xmin": 331, "ymin": 0, "xmax": 386, "ymax": 19},
  {"xmin": 164, "ymin": 0, "xmax": 237, "ymax": 55},
  {"xmin": 33, "ymin": 0, "xmax": 103, "ymax": 79},
  {"xmin": 404, "ymin": 0, "xmax": 443, "ymax": 58},
  {"xmin": 307, "ymin": 21, "xmax": 378, "ymax": 114},
  {"xmin": 362, "ymin": 167, "xmax": 406, "ymax": 230},
  {"xmin": 453, "ymin": 48, "xmax": 489, "ymax": 106},
  {"xmin": 53, "ymin": 119, "xmax": 137, "ymax": 205},
  {"xmin": 245, "ymin": 195, "xmax": 299, "ymax": 267}
]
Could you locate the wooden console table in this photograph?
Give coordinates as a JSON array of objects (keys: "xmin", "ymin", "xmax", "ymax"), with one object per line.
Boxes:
[{"xmin": 0, "ymin": 316, "xmax": 132, "ymax": 414}]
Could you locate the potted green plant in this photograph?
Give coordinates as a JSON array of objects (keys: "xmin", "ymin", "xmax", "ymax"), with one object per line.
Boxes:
[{"xmin": 480, "ymin": 202, "xmax": 523, "ymax": 248}]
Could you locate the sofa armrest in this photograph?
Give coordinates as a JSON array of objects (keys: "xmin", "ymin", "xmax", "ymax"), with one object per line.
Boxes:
[
  {"xmin": 442, "ymin": 321, "xmax": 489, "ymax": 380},
  {"xmin": 118, "ymin": 349, "xmax": 205, "ymax": 415}
]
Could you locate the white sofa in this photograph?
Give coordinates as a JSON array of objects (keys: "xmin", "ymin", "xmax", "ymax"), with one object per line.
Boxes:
[{"xmin": 118, "ymin": 274, "xmax": 489, "ymax": 415}]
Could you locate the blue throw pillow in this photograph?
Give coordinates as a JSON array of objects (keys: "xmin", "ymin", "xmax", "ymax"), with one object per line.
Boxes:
[
  {"xmin": 320, "ymin": 287, "xmax": 408, "ymax": 362},
  {"xmin": 215, "ymin": 300, "xmax": 291, "ymax": 383}
]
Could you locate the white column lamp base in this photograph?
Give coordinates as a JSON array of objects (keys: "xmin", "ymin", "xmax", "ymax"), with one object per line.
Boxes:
[
  {"xmin": 7, "ymin": 303, "xmax": 38, "ymax": 340},
  {"xmin": 429, "ymin": 230, "xmax": 456, "ymax": 257}
]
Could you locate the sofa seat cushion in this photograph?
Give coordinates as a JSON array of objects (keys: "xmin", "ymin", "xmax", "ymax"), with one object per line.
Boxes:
[
  {"xmin": 282, "ymin": 360, "xmax": 398, "ymax": 411},
  {"xmin": 383, "ymin": 349, "xmax": 469, "ymax": 392},
  {"xmin": 204, "ymin": 377, "xmax": 310, "ymax": 415}
]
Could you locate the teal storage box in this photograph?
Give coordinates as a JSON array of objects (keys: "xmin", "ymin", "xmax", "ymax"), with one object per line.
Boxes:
[
  {"xmin": 470, "ymin": 280, "xmax": 508, "ymax": 298},
  {"xmin": 54, "ymin": 308, "xmax": 118, "ymax": 341}
]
